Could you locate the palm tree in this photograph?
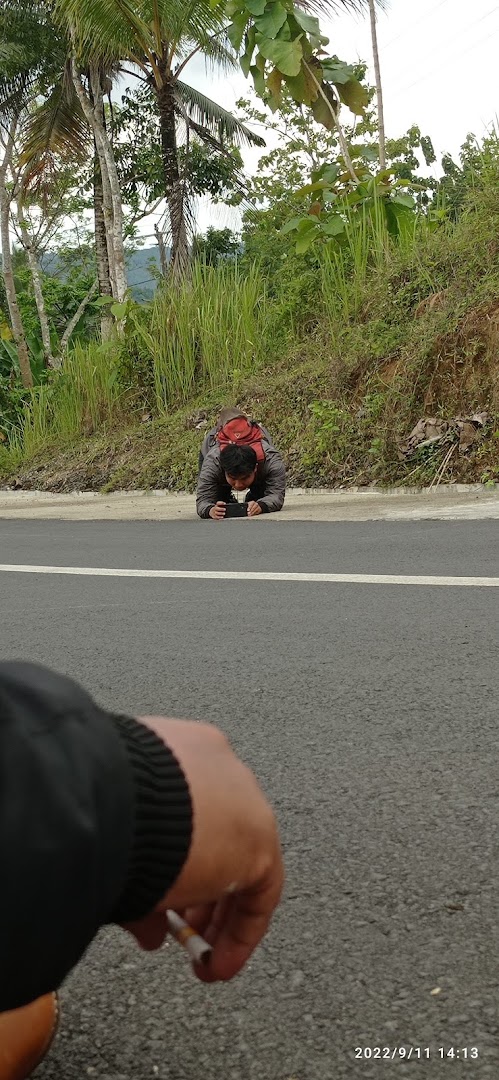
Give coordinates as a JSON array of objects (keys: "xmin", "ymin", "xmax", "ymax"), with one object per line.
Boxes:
[{"xmin": 52, "ymin": 0, "xmax": 267, "ymax": 272}]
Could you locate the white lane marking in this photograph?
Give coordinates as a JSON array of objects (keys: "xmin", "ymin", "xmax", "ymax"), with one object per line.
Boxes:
[{"xmin": 0, "ymin": 564, "xmax": 499, "ymax": 587}]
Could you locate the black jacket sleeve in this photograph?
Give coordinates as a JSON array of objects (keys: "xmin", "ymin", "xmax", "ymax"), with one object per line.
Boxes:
[{"xmin": 0, "ymin": 662, "xmax": 193, "ymax": 1011}]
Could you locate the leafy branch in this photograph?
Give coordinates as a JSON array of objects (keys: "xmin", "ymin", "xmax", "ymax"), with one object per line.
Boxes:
[{"xmin": 215, "ymin": 0, "xmax": 368, "ymax": 135}]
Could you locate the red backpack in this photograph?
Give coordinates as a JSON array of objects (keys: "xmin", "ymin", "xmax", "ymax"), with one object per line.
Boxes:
[{"xmin": 215, "ymin": 417, "xmax": 266, "ymax": 463}]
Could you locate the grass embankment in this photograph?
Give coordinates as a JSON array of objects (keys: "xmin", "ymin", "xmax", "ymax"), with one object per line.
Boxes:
[{"xmin": 1, "ymin": 167, "xmax": 498, "ymax": 492}]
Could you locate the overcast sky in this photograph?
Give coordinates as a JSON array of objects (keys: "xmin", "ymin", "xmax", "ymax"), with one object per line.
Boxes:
[{"xmin": 142, "ymin": 0, "xmax": 499, "ymax": 238}]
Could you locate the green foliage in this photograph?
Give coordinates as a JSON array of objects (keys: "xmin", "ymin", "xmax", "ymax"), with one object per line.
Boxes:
[
  {"xmin": 0, "ymin": 374, "xmax": 27, "ymax": 445},
  {"xmin": 282, "ymin": 165, "xmax": 417, "ymax": 255},
  {"xmin": 434, "ymin": 131, "xmax": 499, "ymax": 221},
  {"xmin": 10, "ymin": 248, "xmax": 97, "ymax": 345},
  {"xmin": 222, "ymin": 0, "xmax": 368, "ymax": 128},
  {"xmin": 0, "ymin": 0, "xmax": 68, "ymax": 116},
  {"xmin": 384, "ymin": 124, "xmax": 437, "ymax": 207},
  {"xmin": 113, "ymin": 84, "xmax": 253, "ymax": 218},
  {"xmin": 241, "ymin": 201, "xmax": 320, "ymax": 338},
  {"xmin": 52, "ymin": 0, "xmax": 264, "ymax": 257},
  {"xmin": 178, "ymin": 144, "xmax": 245, "ymax": 203},
  {"xmin": 237, "ymin": 88, "xmax": 365, "ymax": 207},
  {"xmin": 192, "ymin": 227, "xmax": 241, "ymax": 265},
  {"xmin": 306, "ymin": 399, "xmax": 355, "ymax": 463},
  {"xmin": 237, "ymin": 92, "xmax": 441, "ymax": 323},
  {"xmin": 0, "ymin": 329, "xmax": 48, "ymax": 386}
]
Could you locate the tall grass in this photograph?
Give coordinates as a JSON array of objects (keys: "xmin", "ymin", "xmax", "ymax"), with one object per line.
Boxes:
[
  {"xmin": 318, "ymin": 189, "xmax": 423, "ymax": 334},
  {"xmin": 129, "ymin": 261, "xmax": 268, "ymax": 412},
  {"xmin": 319, "ymin": 197, "xmax": 388, "ymax": 328},
  {"xmin": 8, "ymin": 262, "xmax": 270, "ymax": 457},
  {"xmin": 12, "ymin": 342, "xmax": 122, "ymax": 457}
]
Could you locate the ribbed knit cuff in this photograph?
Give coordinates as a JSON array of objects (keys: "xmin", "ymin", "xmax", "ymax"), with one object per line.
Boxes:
[
  {"xmin": 257, "ymin": 500, "xmax": 270, "ymax": 513},
  {"xmin": 110, "ymin": 716, "xmax": 193, "ymax": 922}
]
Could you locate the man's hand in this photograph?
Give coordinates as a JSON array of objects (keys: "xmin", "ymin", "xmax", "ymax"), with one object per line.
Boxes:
[
  {"xmin": 247, "ymin": 501, "xmax": 263, "ymax": 517},
  {"xmin": 124, "ymin": 717, "xmax": 284, "ymax": 983},
  {"xmin": 209, "ymin": 501, "xmax": 226, "ymax": 520}
]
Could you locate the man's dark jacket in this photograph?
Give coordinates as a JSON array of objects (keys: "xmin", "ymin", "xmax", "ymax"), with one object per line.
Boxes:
[{"xmin": 0, "ymin": 662, "xmax": 192, "ymax": 1010}]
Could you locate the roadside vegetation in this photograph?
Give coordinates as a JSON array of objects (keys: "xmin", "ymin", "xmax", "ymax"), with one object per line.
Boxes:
[{"xmin": 1, "ymin": 0, "xmax": 498, "ymax": 491}]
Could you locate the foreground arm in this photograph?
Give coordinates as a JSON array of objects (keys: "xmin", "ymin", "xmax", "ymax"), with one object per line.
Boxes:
[{"xmin": 0, "ymin": 663, "xmax": 283, "ymax": 1010}]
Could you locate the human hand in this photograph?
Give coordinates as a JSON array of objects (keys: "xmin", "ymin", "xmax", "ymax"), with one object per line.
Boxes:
[
  {"xmin": 124, "ymin": 717, "xmax": 284, "ymax": 982},
  {"xmin": 247, "ymin": 501, "xmax": 263, "ymax": 517},
  {"xmin": 208, "ymin": 501, "xmax": 226, "ymax": 520}
]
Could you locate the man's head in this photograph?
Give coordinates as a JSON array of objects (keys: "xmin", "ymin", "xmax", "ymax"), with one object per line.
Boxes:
[{"xmin": 220, "ymin": 445, "xmax": 258, "ymax": 491}]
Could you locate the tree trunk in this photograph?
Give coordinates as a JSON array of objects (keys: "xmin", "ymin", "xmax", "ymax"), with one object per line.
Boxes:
[
  {"xmin": 0, "ymin": 118, "xmax": 33, "ymax": 388},
  {"xmin": 368, "ymin": 0, "xmax": 386, "ymax": 170},
  {"xmin": 59, "ymin": 279, "xmax": 98, "ymax": 356},
  {"xmin": 16, "ymin": 199, "xmax": 55, "ymax": 367},
  {"xmin": 93, "ymin": 147, "xmax": 114, "ymax": 340},
  {"xmin": 156, "ymin": 76, "xmax": 189, "ymax": 275},
  {"xmin": 99, "ymin": 150, "xmax": 118, "ymax": 300},
  {"xmin": 71, "ymin": 61, "xmax": 127, "ymax": 302},
  {"xmin": 90, "ymin": 68, "xmax": 128, "ymax": 302},
  {"xmin": 154, "ymin": 223, "xmax": 169, "ymax": 277}
]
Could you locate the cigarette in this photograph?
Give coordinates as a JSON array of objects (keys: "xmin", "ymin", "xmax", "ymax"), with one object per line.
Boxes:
[{"xmin": 166, "ymin": 910, "xmax": 212, "ymax": 965}]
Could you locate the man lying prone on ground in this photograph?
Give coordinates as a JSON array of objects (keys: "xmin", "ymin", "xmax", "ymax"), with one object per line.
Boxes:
[{"xmin": 196, "ymin": 408, "xmax": 286, "ymax": 520}]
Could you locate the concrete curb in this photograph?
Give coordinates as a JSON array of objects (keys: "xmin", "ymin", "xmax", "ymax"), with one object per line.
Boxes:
[
  {"xmin": 1, "ymin": 484, "xmax": 498, "ymax": 522},
  {"xmin": 1, "ymin": 482, "xmax": 497, "ymax": 498}
]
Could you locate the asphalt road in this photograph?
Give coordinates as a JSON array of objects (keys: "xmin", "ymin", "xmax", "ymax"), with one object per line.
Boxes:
[{"xmin": 1, "ymin": 520, "xmax": 499, "ymax": 1080}]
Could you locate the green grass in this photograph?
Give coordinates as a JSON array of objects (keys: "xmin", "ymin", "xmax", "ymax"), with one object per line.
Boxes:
[
  {"xmin": 7, "ymin": 342, "xmax": 124, "ymax": 461},
  {"xmin": 126, "ymin": 261, "xmax": 270, "ymax": 412}
]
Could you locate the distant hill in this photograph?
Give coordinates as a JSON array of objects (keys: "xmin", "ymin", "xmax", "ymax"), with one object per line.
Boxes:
[
  {"xmin": 40, "ymin": 241, "xmax": 242, "ymax": 301},
  {"xmin": 126, "ymin": 247, "xmax": 161, "ymax": 299},
  {"xmin": 41, "ymin": 246, "xmax": 162, "ymax": 300}
]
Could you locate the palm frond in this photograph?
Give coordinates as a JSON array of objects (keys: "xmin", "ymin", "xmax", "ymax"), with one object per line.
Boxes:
[
  {"xmin": 183, "ymin": 115, "xmax": 231, "ymax": 155},
  {"xmin": 176, "ymin": 33, "xmax": 239, "ymax": 77},
  {"xmin": 0, "ymin": 74, "xmax": 33, "ymax": 118},
  {"xmin": 0, "ymin": 0, "xmax": 69, "ymax": 116},
  {"xmin": 157, "ymin": 0, "xmax": 227, "ymax": 53},
  {"xmin": 180, "ymin": 118, "xmax": 248, "ymax": 197},
  {"xmin": 19, "ymin": 76, "xmax": 90, "ymax": 187},
  {"xmin": 203, "ymin": 36, "xmax": 239, "ymax": 72},
  {"xmin": 0, "ymin": 42, "xmax": 23, "ymax": 65},
  {"xmin": 53, "ymin": 0, "xmax": 151, "ymax": 66},
  {"xmin": 175, "ymin": 82, "xmax": 265, "ymax": 149},
  {"xmin": 54, "ymin": 0, "xmax": 227, "ymax": 69}
]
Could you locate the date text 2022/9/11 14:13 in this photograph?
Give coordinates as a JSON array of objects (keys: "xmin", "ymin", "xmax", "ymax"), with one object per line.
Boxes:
[{"xmin": 354, "ymin": 1047, "xmax": 479, "ymax": 1061}]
